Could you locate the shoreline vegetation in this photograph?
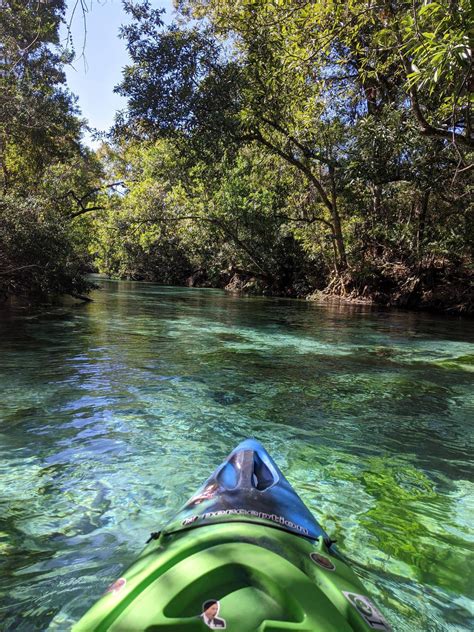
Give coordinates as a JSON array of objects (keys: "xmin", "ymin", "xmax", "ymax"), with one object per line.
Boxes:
[
  {"xmin": 186, "ymin": 257, "xmax": 473, "ymax": 314},
  {"xmin": 1, "ymin": 1, "xmax": 472, "ymax": 316}
]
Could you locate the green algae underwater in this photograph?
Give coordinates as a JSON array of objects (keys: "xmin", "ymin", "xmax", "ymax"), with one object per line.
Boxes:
[{"xmin": 0, "ymin": 279, "xmax": 472, "ymax": 631}]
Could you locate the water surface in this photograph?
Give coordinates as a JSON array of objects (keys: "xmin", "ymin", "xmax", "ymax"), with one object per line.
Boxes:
[{"xmin": 0, "ymin": 280, "xmax": 473, "ymax": 631}]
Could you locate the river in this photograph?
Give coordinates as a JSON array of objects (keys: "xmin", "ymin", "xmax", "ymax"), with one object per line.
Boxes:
[{"xmin": 0, "ymin": 279, "xmax": 472, "ymax": 631}]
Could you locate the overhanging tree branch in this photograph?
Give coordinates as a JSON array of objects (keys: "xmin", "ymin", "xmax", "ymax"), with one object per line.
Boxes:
[
  {"xmin": 253, "ymin": 129, "xmax": 334, "ymax": 212},
  {"xmin": 260, "ymin": 116, "xmax": 337, "ymax": 167},
  {"xmin": 393, "ymin": 30, "xmax": 474, "ymax": 149},
  {"xmin": 274, "ymin": 213, "xmax": 333, "ymax": 230},
  {"xmin": 127, "ymin": 213, "xmax": 273, "ymax": 278},
  {"xmin": 67, "ymin": 181, "xmax": 126, "ymax": 218}
]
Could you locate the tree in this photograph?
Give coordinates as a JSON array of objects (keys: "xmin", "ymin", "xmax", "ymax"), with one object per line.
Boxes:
[
  {"xmin": 108, "ymin": 0, "xmax": 472, "ymax": 310},
  {"xmin": 0, "ymin": 0, "xmax": 103, "ymax": 300},
  {"xmin": 116, "ymin": 0, "xmax": 354, "ymax": 273},
  {"xmin": 94, "ymin": 137, "xmax": 316, "ymax": 294}
]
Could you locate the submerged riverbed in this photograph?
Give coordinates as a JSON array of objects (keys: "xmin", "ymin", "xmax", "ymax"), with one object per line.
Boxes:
[{"xmin": 0, "ymin": 279, "xmax": 473, "ymax": 631}]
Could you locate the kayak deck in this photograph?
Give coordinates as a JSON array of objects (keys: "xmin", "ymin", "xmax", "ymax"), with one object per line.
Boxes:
[{"xmin": 73, "ymin": 522, "xmax": 387, "ymax": 631}]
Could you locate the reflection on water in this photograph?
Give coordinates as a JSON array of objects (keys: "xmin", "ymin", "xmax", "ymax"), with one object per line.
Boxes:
[{"xmin": 0, "ymin": 279, "xmax": 473, "ymax": 631}]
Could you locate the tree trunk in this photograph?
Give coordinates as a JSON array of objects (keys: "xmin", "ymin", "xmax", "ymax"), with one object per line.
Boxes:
[
  {"xmin": 329, "ymin": 165, "xmax": 347, "ymax": 272},
  {"xmin": 372, "ymin": 184, "xmax": 382, "ymax": 220},
  {"xmin": 255, "ymin": 130, "xmax": 347, "ymax": 274},
  {"xmin": 416, "ymin": 189, "xmax": 430, "ymax": 258}
]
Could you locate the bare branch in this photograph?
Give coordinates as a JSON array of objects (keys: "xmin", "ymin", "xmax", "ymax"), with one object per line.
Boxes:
[
  {"xmin": 70, "ymin": 205, "xmax": 106, "ymax": 218},
  {"xmin": 65, "ymin": 181, "xmax": 126, "ymax": 218},
  {"xmin": 0, "ymin": 264, "xmax": 41, "ymax": 276},
  {"xmin": 274, "ymin": 213, "xmax": 333, "ymax": 230}
]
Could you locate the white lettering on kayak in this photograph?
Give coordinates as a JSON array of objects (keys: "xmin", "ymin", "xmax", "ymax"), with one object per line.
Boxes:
[{"xmin": 182, "ymin": 509, "xmax": 309, "ymax": 535}]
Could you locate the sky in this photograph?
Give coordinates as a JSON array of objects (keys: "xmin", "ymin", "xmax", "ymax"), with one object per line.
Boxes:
[{"xmin": 60, "ymin": 0, "xmax": 175, "ymax": 145}]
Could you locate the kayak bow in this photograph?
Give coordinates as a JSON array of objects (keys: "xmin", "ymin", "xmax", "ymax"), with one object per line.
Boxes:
[{"xmin": 73, "ymin": 439, "xmax": 391, "ymax": 631}]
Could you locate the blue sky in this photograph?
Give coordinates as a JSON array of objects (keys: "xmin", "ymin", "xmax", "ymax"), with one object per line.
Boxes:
[{"xmin": 61, "ymin": 0, "xmax": 175, "ymax": 145}]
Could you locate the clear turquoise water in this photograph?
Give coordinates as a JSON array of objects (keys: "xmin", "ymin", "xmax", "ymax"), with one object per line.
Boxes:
[{"xmin": 0, "ymin": 279, "xmax": 473, "ymax": 631}]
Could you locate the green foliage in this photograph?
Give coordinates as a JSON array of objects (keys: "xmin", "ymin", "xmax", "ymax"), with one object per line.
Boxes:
[
  {"xmin": 402, "ymin": 1, "xmax": 472, "ymax": 125},
  {"xmin": 97, "ymin": 0, "xmax": 473, "ymax": 310},
  {"xmin": 0, "ymin": 0, "xmax": 81, "ymax": 189},
  {"xmin": 0, "ymin": 0, "xmax": 103, "ymax": 301},
  {"xmin": 0, "ymin": 195, "xmax": 95, "ymax": 299},
  {"xmin": 94, "ymin": 140, "xmax": 314, "ymax": 293},
  {"xmin": 1, "ymin": 0, "xmax": 470, "ymax": 310}
]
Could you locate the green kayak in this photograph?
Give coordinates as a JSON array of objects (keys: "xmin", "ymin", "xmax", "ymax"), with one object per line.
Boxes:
[{"xmin": 73, "ymin": 439, "xmax": 391, "ymax": 631}]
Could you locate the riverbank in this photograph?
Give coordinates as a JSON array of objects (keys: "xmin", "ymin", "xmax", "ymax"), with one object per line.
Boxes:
[
  {"xmin": 2, "ymin": 256, "xmax": 471, "ymax": 317},
  {"xmin": 308, "ymin": 259, "xmax": 474, "ymax": 315},
  {"xmin": 217, "ymin": 258, "xmax": 473, "ymax": 316}
]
